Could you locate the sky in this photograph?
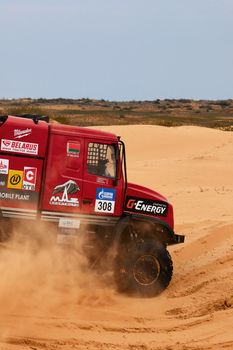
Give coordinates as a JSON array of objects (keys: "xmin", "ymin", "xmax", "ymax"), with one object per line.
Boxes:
[{"xmin": 0, "ymin": 0, "xmax": 232, "ymax": 101}]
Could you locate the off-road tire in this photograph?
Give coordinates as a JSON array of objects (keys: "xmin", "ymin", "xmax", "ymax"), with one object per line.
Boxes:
[{"xmin": 114, "ymin": 239, "xmax": 173, "ymax": 297}]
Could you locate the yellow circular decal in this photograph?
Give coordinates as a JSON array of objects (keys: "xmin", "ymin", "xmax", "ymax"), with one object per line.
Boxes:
[{"xmin": 7, "ymin": 170, "xmax": 23, "ymax": 189}]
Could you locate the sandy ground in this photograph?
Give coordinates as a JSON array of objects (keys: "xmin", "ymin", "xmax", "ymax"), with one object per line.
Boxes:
[{"xmin": 0, "ymin": 125, "xmax": 233, "ymax": 350}]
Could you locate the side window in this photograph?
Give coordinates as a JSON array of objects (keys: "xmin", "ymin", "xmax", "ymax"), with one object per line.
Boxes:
[{"xmin": 87, "ymin": 143, "xmax": 116, "ymax": 178}]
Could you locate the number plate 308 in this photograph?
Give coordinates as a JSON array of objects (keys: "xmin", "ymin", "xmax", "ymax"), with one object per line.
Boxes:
[{"xmin": 95, "ymin": 199, "xmax": 115, "ymax": 213}]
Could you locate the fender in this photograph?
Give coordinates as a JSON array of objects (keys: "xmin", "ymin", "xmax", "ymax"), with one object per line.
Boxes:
[{"xmin": 115, "ymin": 213, "xmax": 185, "ymax": 246}]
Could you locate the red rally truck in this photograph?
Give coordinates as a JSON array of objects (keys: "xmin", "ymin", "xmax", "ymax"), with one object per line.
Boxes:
[{"xmin": 0, "ymin": 115, "xmax": 184, "ymax": 296}]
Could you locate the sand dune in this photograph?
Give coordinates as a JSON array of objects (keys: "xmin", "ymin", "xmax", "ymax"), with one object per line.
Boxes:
[{"xmin": 0, "ymin": 125, "xmax": 233, "ymax": 350}]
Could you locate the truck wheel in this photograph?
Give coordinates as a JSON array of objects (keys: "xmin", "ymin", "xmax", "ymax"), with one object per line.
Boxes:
[{"xmin": 114, "ymin": 239, "xmax": 173, "ymax": 297}]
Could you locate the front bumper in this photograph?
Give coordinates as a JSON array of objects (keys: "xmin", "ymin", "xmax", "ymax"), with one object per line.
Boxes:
[{"xmin": 173, "ymin": 233, "xmax": 185, "ymax": 244}]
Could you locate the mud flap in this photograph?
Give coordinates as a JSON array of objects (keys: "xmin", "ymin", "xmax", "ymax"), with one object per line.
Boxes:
[{"xmin": 173, "ymin": 233, "xmax": 185, "ymax": 244}]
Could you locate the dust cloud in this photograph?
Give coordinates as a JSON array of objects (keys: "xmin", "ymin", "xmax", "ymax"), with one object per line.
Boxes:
[
  {"xmin": 0, "ymin": 222, "xmax": 116, "ymax": 320},
  {"xmin": 0, "ymin": 125, "xmax": 233, "ymax": 349}
]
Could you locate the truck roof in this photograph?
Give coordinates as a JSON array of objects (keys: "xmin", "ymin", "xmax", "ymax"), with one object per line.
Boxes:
[
  {"xmin": 50, "ymin": 123, "xmax": 118, "ymax": 142},
  {"xmin": 0, "ymin": 115, "xmax": 119, "ymax": 144}
]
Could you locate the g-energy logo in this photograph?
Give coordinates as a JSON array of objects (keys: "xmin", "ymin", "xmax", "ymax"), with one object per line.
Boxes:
[{"xmin": 125, "ymin": 196, "xmax": 168, "ymax": 216}]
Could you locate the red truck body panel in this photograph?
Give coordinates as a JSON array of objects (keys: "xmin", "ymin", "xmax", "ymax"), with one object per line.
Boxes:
[
  {"xmin": 0, "ymin": 116, "xmax": 49, "ymax": 157},
  {"xmin": 0, "ymin": 117, "xmax": 48, "ymax": 217},
  {"xmin": 0, "ymin": 116, "xmax": 174, "ymax": 230},
  {"xmin": 0, "ymin": 154, "xmax": 43, "ymax": 211},
  {"xmin": 124, "ymin": 182, "xmax": 174, "ymax": 229},
  {"xmin": 0, "ymin": 117, "xmax": 125, "ymax": 221},
  {"xmin": 40, "ymin": 125, "xmax": 124, "ymax": 218}
]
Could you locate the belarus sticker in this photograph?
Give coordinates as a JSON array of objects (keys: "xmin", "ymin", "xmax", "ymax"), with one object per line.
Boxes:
[
  {"xmin": 23, "ymin": 167, "xmax": 37, "ymax": 191},
  {"xmin": 95, "ymin": 188, "xmax": 116, "ymax": 214},
  {"xmin": 1, "ymin": 139, "xmax": 38, "ymax": 155},
  {"xmin": 7, "ymin": 169, "xmax": 23, "ymax": 190},
  {"xmin": 0, "ymin": 159, "xmax": 9, "ymax": 174},
  {"xmin": 67, "ymin": 142, "xmax": 80, "ymax": 157}
]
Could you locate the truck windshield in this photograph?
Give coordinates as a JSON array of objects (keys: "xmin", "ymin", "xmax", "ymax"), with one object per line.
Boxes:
[{"xmin": 87, "ymin": 143, "xmax": 116, "ymax": 178}]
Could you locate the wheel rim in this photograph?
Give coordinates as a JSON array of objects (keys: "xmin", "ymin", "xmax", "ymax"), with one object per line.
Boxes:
[{"xmin": 133, "ymin": 254, "xmax": 160, "ymax": 286}]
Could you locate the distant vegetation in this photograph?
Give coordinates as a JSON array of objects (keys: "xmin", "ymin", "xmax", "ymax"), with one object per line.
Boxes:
[{"xmin": 0, "ymin": 98, "xmax": 233, "ymax": 130}]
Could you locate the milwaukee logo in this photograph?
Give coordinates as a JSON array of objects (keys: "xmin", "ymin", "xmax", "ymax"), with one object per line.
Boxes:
[{"xmin": 14, "ymin": 128, "xmax": 32, "ymax": 139}]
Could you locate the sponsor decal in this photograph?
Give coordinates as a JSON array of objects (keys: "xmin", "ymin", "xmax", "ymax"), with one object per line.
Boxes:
[
  {"xmin": 0, "ymin": 165, "xmax": 38, "ymax": 193},
  {"xmin": 14, "ymin": 128, "xmax": 32, "ymax": 139},
  {"xmin": 50, "ymin": 180, "xmax": 80, "ymax": 207},
  {"xmin": 96, "ymin": 177, "xmax": 108, "ymax": 185},
  {"xmin": 96, "ymin": 188, "xmax": 116, "ymax": 200},
  {"xmin": 57, "ymin": 233, "xmax": 78, "ymax": 245},
  {"xmin": 125, "ymin": 196, "xmax": 168, "ymax": 216},
  {"xmin": 95, "ymin": 188, "xmax": 116, "ymax": 213},
  {"xmin": 7, "ymin": 170, "xmax": 23, "ymax": 190},
  {"xmin": 1, "ymin": 139, "xmax": 38, "ymax": 155},
  {"xmin": 23, "ymin": 167, "xmax": 37, "ymax": 191},
  {"xmin": 0, "ymin": 191, "xmax": 29, "ymax": 201},
  {"xmin": 0, "ymin": 174, "xmax": 7, "ymax": 187},
  {"xmin": 58, "ymin": 218, "xmax": 80, "ymax": 229},
  {"xmin": 67, "ymin": 142, "xmax": 80, "ymax": 157},
  {"xmin": 0, "ymin": 189, "xmax": 38, "ymax": 202},
  {"xmin": 0, "ymin": 159, "xmax": 9, "ymax": 174}
]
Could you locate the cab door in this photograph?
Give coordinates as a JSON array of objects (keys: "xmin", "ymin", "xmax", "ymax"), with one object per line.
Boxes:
[
  {"xmin": 42, "ymin": 132, "xmax": 84, "ymax": 213},
  {"xmin": 82, "ymin": 139, "xmax": 124, "ymax": 217}
]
